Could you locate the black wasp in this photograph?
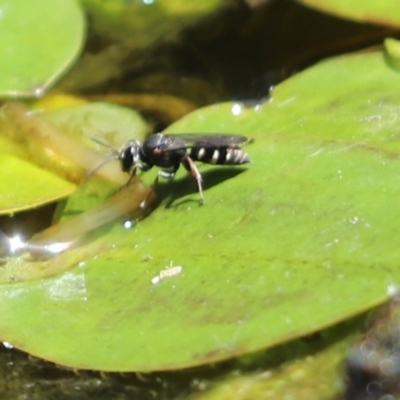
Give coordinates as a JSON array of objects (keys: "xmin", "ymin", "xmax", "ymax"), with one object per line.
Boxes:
[{"xmin": 93, "ymin": 133, "xmax": 251, "ymax": 204}]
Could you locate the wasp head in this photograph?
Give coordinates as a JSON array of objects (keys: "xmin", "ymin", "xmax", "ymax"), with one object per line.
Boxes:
[{"xmin": 119, "ymin": 140, "xmax": 142, "ymax": 173}]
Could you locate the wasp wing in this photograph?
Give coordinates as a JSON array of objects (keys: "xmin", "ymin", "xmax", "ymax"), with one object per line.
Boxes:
[
  {"xmin": 141, "ymin": 133, "xmax": 251, "ymax": 166},
  {"xmin": 158, "ymin": 134, "xmax": 251, "ymax": 165},
  {"xmin": 161, "ymin": 133, "xmax": 250, "ymax": 151}
]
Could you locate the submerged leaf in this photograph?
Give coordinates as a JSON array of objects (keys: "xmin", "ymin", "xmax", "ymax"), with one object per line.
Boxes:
[
  {"xmin": 187, "ymin": 318, "xmax": 362, "ymax": 400},
  {"xmin": 46, "ymin": 101, "xmax": 150, "ymax": 146},
  {"xmin": 0, "ymin": 101, "xmax": 145, "ymax": 185},
  {"xmin": 0, "ymin": 100, "xmax": 154, "ymax": 281}
]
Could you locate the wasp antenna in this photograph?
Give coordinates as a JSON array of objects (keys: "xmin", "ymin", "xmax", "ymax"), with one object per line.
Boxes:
[
  {"xmin": 90, "ymin": 137, "xmax": 119, "ymax": 155},
  {"xmin": 87, "ymin": 154, "xmax": 119, "ymax": 178}
]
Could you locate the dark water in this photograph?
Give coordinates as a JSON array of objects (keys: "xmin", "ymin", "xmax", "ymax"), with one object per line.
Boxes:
[{"xmin": 63, "ymin": 0, "xmax": 393, "ymax": 129}]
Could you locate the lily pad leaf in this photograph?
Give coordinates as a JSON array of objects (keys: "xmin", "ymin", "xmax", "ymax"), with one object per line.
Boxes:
[
  {"xmin": 1, "ymin": 50, "xmax": 400, "ymax": 372},
  {"xmin": 296, "ymin": 0, "xmax": 400, "ymax": 28},
  {"xmin": 0, "ymin": 155, "xmax": 76, "ymax": 214},
  {"xmin": 384, "ymin": 37, "xmax": 400, "ymax": 72},
  {"xmin": 0, "ymin": 0, "xmax": 85, "ymax": 98}
]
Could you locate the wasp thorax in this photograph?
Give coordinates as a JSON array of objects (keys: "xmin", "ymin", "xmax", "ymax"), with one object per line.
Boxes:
[{"xmin": 119, "ymin": 140, "xmax": 141, "ymax": 172}]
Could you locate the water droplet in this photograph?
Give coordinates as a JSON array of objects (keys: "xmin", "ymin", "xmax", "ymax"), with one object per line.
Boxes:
[
  {"xmin": 8, "ymin": 234, "xmax": 26, "ymax": 254},
  {"xmin": 124, "ymin": 220, "xmax": 135, "ymax": 229},
  {"xmin": 387, "ymin": 284, "xmax": 399, "ymax": 296},
  {"xmin": 231, "ymin": 103, "xmax": 243, "ymax": 116}
]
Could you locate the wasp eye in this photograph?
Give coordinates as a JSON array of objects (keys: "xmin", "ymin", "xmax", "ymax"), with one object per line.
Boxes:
[{"xmin": 119, "ymin": 148, "xmax": 135, "ymax": 172}]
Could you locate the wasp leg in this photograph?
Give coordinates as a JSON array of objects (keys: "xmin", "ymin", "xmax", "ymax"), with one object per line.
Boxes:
[
  {"xmin": 182, "ymin": 156, "xmax": 204, "ymax": 205},
  {"xmin": 158, "ymin": 169, "xmax": 177, "ymax": 180},
  {"xmin": 125, "ymin": 167, "xmax": 137, "ymax": 187},
  {"xmin": 136, "ymin": 162, "xmax": 152, "ymax": 173},
  {"xmin": 125, "ymin": 163, "xmax": 151, "ymax": 187},
  {"xmin": 125, "ymin": 162, "xmax": 153, "ymax": 187},
  {"xmin": 153, "ymin": 164, "xmax": 179, "ymax": 190}
]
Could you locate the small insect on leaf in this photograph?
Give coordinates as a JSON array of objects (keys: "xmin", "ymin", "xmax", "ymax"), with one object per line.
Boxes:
[
  {"xmin": 92, "ymin": 133, "xmax": 252, "ymax": 205},
  {"xmin": 151, "ymin": 261, "xmax": 183, "ymax": 285}
]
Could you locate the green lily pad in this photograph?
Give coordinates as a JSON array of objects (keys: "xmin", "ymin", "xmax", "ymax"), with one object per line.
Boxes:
[
  {"xmin": 0, "ymin": 155, "xmax": 76, "ymax": 213},
  {"xmin": 0, "ymin": 50, "xmax": 400, "ymax": 372},
  {"xmin": 384, "ymin": 37, "xmax": 400, "ymax": 72},
  {"xmin": 296, "ymin": 0, "xmax": 400, "ymax": 27},
  {"xmin": 0, "ymin": 0, "xmax": 85, "ymax": 98}
]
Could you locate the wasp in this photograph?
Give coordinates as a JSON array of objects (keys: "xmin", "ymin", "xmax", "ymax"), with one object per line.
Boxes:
[{"xmin": 92, "ymin": 133, "xmax": 251, "ymax": 204}]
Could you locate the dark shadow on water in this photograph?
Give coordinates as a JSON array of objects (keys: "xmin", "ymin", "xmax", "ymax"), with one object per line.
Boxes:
[{"xmin": 152, "ymin": 167, "xmax": 248, "ymax": 208}]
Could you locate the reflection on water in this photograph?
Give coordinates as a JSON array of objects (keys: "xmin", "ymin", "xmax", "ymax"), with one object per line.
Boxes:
[{"xmin": 0, "ymin": 230, "xmax": 76, "ymax": 260}]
